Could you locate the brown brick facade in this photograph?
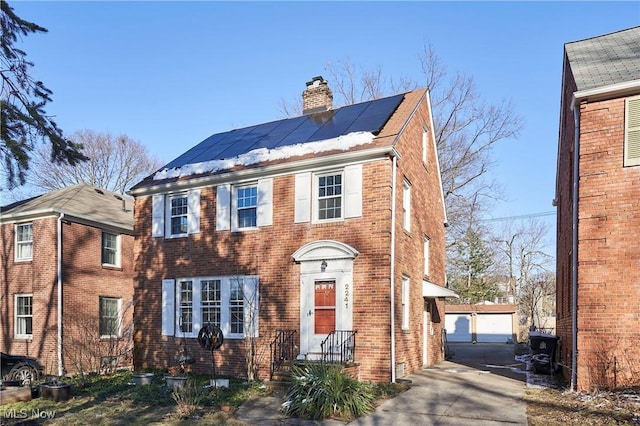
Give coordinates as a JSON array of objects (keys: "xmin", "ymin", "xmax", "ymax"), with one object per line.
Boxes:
[
  {"xmin": 557, "ymin": 56, "xmax": 640, "ymax": 391},
  {"xmin": 133, "ymin": 90, "xmax": 448, "ymax": 383},
  {"xmin": 0, "ymin": 216, "xmax": 134, "ymax": 376}
]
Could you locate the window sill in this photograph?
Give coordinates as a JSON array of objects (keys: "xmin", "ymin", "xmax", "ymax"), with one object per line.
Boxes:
[
  {"xmin": 102, "ymin": 264, "xmax": 123, "ymax": 271},
  {"xmin": 14, "ymin": 336, "xmax": 33, "ymax": 341},
  {"xmin": 14, "ymin": 259, "xmax": 33, "ymax": 264}
]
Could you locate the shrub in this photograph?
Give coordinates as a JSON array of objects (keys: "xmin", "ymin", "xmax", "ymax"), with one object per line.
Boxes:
[
  {"xmin": 281, "ymin": 363, "xmax": 375, "ymax": 421},
  {"xmin": 172, "ymin": 378, "xmax": 208, "ymax": 417}
]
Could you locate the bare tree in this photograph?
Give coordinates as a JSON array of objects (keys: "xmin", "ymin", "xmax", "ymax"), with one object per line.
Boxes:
[
  {"xmin": 280, "ymin": 46, "xmax": 522, "ymax": 248},
  {"xmin": 492, "ymin": 218, "xmax": 554, "ymax": 332},
  {"xmin": 29, "ymin": 129, "xmax": 162, "ymax": 194}
]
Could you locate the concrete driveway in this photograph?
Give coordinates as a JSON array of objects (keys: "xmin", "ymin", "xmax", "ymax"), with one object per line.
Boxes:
[{"xmin": 237, "ymin": 343, "xmax": 528, "ymax": 425}]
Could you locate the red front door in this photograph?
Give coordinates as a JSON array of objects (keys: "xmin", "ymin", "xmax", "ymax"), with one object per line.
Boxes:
[{"xmin": 314, "ymin": 280, "xmax": 336, "ymax": 334}]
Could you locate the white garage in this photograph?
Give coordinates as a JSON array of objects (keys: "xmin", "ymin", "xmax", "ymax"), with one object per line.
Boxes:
[
  {"xmin": 445, "ymin": 314, "xmax": 472, "ymax": 342},
  {"xmin": 445, "ymin": 304, "xmax": 517, "ymax": 343},
  {"xmin": 476, "ymin": 314, "xmax": 514, "ymax": 343}
]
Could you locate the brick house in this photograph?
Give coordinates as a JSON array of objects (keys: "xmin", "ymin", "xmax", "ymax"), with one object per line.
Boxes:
[
  {"xmin": 0, "ymin": 184, "xmax": 135, "ymax": 376},
  {"xmin": 129, "ymin": 77, "xmax": 455, "ymax": 383},
  {"xmin": 555, "ymin": 27, "xmax": 640, "ymax": 391}
]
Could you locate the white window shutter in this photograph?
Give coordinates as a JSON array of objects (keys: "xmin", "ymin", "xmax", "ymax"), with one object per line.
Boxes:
[
  {"xmin": 187, "ymin": 190, "xmax": 200, "ymax": 234},
  {"xmin": 625, "ymin": 97, "xmax": 640, "ymax": 167},
  {"xmin": 257, "ymin": 178, "xmax": 273, "ymax": 227},
  {"xmin": 152, "ymin": 195, "xmax": 165, "ymax": 237},
  {"xmin": 294, "ymin": 172, "xmax": 311, "ymax": 223},
  {"xmin": 216, "ymin": 184, "xmax": 231, "ymax": 231},
  {"xmin": 244, "ymin": 277, "xmax": 259, "ymax": 338},
  {"xmin": 161, "ymin": 279, "xmax": 175, "ymax": 336},
  {"xmin": 344, "ymin": 164, "xmax": 363, "ymax": 218}
]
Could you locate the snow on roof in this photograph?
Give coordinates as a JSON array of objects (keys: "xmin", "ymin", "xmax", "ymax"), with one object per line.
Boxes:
[{"xmin": 153, "ymin": 131, "xmax": 376, "ymax": 180}]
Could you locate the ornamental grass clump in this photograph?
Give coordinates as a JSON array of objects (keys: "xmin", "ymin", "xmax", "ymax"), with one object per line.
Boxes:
[{"xmin": 281, "ymin": 363, "xmax": 375, "ymax": 421}]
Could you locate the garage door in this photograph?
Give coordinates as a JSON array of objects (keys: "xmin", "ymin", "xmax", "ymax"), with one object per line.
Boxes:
[
  {"xmin": 476, "ymin": 314, "xmax": 513, "ymax": 342},
  {"xmin": 445, "ymin": 314, "xmax": 472, "ymax": 342}
]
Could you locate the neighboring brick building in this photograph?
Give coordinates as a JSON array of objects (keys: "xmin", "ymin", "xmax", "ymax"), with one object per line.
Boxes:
[
  {"xmin": 0, "ymin": 184, "xmax": 135, "ymax": 377},
  {"xmin": 555, "ymin": 27, "xmax": 640, "ymax": 391},
  {"xmin": 129, "ymin": 77, "xmax": 455, "ymax": 383}
]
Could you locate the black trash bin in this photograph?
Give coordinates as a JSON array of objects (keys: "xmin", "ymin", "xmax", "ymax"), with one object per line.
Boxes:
[{"xmin": 528, "ymin": 332, "xmax": 560, "ymax": 374}]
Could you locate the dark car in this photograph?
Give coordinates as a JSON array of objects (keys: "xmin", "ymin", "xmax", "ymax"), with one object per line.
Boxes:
[{"xmin": 1, "ymin": 352, "xmax": 44, "ymax": 386}]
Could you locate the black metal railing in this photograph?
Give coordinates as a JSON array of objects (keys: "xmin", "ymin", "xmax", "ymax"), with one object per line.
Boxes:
[
  {"xmin": 270, "ymin": 329, "xmax": 297, "ymax": 379},
  {"xmin": 320, "ymin": 330, "xmax": 357, "ymax": 364}
]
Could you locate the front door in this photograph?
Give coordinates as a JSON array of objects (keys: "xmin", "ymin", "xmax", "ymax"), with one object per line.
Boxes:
[
  {"xmin": 314, "ymin": 280, "xmax": 336, "ymax": 334},
  {"xmin": 292, "ymin": 240, "xmax": 358, "ymax": 360}
]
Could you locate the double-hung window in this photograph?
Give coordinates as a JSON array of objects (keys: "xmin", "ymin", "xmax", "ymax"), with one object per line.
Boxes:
[
  {"xmin": 201, "ymin": 279, "xmax": 221, "ymax": 327},
  {"xmin": 179, "ymin": 280, "xmax": 194, "ymax": 334},
  {"xmin": 15, "ymin": 294, "xmax": 33, "ymax": 338},
  {"xmin": 15, "ymin": 223, "xmax": 33, "ymax": 261},
  {"xmin": 317, "ymin": 172, "xmax": 343, "ymax": 220},
  {"xmin": 152, "ymin": 190, "xmax": 200, "ymax": 238},
  {"xmin": 230, "ymin": 279, "xmax": 244, "ymax": 334},
  {"xmin": 102, "ymin": 232, "xmax": 119, "ymax": 266},
  {"xmin": 402, "ymin": 180, "xmax": 411, "ymax": 231},
  {"xmin": 424, "ymin": 236, "xmax": 430, "ymax": 276},
  {"xmin": 99, "ymin": 297, "xmax": 121, "ymax": 337},
  {"xmin": 401, "ymin": 276, "xmax": 410, "ymax": 330},
  {"xmin": 236, "ymin": 185, "xmax": 258, "ymax": 229},
  {"xmin": 170, "ymin": 195, "xmax": 189, "ymax": 236},
  {"xmin": 163, "ymin": 276, "xmax": 258, "ymax": 339},
  {"xmin": 217, "ymin": 179, "xmax": 272, "ymax": 232}
]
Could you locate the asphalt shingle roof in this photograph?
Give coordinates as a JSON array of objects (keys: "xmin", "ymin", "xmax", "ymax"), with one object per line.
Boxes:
[
  {"xmin": 1, "ymin": 184, "xmax": 133, "ymax": 230},
  {"xmin": 565, "ymin": 26, "xmax": 640, "ymax": 92}
]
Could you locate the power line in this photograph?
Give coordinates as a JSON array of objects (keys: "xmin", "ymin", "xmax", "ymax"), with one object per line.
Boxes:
[{"xmin": 480, "ymin": 210, "xmax": 556, "ymax": 222}]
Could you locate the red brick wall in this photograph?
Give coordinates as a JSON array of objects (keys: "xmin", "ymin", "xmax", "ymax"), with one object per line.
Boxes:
[
  {"xmin": 557, "ymin": 57, "xmax": 640, "ymax": 390},
  {"xmin": 133, "ymin": 92, "xmax": 447, "ymax": 383},
  {"xmin": 574, "ymin": 96, "xmax": 640, "ymax": 390},
  {"xmin": 0, "ymin": 216, "xmax": 134, "ymax": 375}
]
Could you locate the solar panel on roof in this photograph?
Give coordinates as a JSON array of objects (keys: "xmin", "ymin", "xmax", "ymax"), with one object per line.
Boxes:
[{"xmin": 160, "ymin": 93, "xmax": 405, "ymax": 171}]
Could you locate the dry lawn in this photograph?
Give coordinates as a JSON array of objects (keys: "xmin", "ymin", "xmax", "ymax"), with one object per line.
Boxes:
[{"xmin": 526, "ymin": 386, "xmax": 640, "ymax": 425}]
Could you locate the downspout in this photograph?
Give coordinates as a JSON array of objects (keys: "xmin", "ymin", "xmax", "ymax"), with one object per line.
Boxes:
[
  {"xmin": 57, "ymin": 213, "xmax": 64, "ymax": 377},
  {"xmin": 571, "ymin": 100, "xmax": 580, "ymax": 391},
  {"xmin": 390, "ymin": 154, "xmax": 398, "ymax": 383}
]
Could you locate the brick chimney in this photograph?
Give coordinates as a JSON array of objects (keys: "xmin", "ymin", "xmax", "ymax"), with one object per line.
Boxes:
[{"xmin": 302, "ymin": 76, "xmax": 333, "ymax": 115}]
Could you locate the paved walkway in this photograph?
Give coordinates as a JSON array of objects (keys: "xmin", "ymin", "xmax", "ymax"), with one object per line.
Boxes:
[{"xmin": 236, "ymin": 355, "xmax": 528, "ymax": 425}]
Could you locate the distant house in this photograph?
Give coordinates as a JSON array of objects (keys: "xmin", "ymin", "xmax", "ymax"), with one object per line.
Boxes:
[
  {"xmin": 0, "ymin": 184, "xmax": 135, "ymax": 376},
  {"xmin": 556, "ymin": 27, "xmax": 640, "ymax": 391},
  {"xmin": 129, "ymin": 77, "xmax": 456, "ymax": 383}
]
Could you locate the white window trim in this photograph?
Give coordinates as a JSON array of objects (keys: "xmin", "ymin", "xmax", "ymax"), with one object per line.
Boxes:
[
  {"xmin": 232, "ymin": 183, "xmax": 258, "ymax": 231},
  {"xmin": 99, "ymin": 296, "xmax": 122, "ymax": 338},
  {"xmin": 15, "ymin": 223, "xmax": 33, "ymax": 262},
  {"xmin": 422, "ymin": 127, "xmax": 428, "ymax": 165},
  {"xmin": 313, "ymin": 170, "xmax": 344, "ymax": 223},
  {"xmin": 167, "ymin": 276, "xmax": 259, "ymax": 340},
  {"xmin": 166, "ymin": 193, "xmax": 189, "ymax": 237},
  {"xmin": 424, "ymin": 236, "xmax": 430, "ymax": 277},
  {"xmin": 163, "ymin": 190, "xmax": 200, "ymax": 238},
  {"xmin": 402, "ymin": 179, "xmax": 411, "ymax": 232},
  {"xmin": 220, "ymin": 179, "xmax": 272, "ymax": 232},
  {"xmin": 401, "ymin": 276, "xmax": 410, "ymax": 330},
  {"xmin": 101, "ymin": 232, "xmax": 121, "ymax": 267},
  {"xmin": 14, "ymin": 293, "xmax": 33, "ymax": 339}
]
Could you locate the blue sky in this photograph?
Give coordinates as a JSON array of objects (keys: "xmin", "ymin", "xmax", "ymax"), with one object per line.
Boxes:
[{"xmin": 5, "ymin": 1, "xmax": 639, "ymax": 227}]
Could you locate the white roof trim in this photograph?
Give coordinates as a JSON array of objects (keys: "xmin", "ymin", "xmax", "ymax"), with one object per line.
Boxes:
[
  {"xmin": 423, "ymin": 280, "xmax": 459, "ymax": 298},
  {"xmin": 292, "ymin": 240, "xmax": 359, "ymax": 262},
  {"xmin": 572, "ymin": 79, "xmax": 640, "ymax": 107}
]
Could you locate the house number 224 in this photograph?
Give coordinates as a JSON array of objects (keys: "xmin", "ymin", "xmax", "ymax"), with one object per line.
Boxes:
[{"xmin": 344, "ymin": 283, "xmax": 350, "ymax": 309}]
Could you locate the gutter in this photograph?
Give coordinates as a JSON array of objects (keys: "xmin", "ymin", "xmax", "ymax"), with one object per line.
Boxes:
[
  {"xmin": 57, "ymin": 213, "xmax": 64, "ymax": 377},
  {"xmin": 390, "ymin": 154, "xmax": 398, "ymax": 383}
]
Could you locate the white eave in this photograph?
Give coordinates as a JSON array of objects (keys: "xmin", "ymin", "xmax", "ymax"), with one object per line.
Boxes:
[{"xmin": 422, "ymin": 280, "xmax": 459, "ymax": 298}]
